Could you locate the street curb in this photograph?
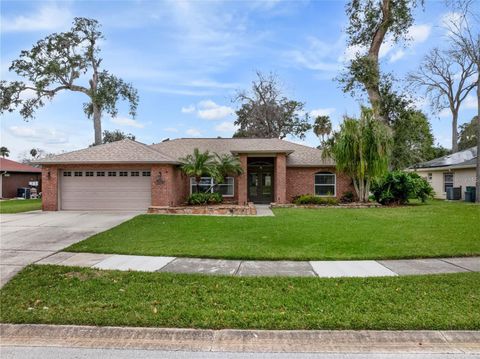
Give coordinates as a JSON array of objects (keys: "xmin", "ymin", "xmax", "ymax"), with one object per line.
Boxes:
[{"xmin": 1, "ymin": 324, "xmax": 479, "ymax": 353}]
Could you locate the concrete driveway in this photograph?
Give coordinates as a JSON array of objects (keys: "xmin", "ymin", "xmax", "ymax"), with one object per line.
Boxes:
[{"xmin": 0, "ymin": 211, "xmax": 139, "ymax": 287}]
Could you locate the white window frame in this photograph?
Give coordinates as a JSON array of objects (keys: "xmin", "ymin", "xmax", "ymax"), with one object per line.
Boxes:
[
  {"xmin": 314, "ymin": 172, "xmax": 336, "ymax": 197},
  {"xmin": 190, "ymin": 176, "xmax": 234, "ymax": 197}
]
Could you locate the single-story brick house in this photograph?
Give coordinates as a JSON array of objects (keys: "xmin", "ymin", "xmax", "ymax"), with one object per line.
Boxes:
[
  {"xmin": 0, "ymin": 158, "xmax": 42, "ymax": 199},
  {"xmin": 36, "ymin": 138, "xmax": 354, "ymax": 211},
  {"xmin": 411, "ymin": 146, "xmax": 477, "ymax": 201}
]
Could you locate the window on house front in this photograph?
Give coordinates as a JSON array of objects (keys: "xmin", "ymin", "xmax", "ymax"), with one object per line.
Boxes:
[
  {"xmin": 190, "ymin": 177, "xmax": 234, "ymax": 196},
  {"xmin": 119, "ymin": 171, "xmax": 128, "ymax": 177},
  {"xmin": 314, "ymin": 172, "xmax": 336, "ymax": 196},
  {"xmin": 131, "ymin": 171, "xmax": 139, "ymax": 177},
  {"xmin": 142, "ymin": 171, "xmax": 151, "ymax": 177},
  {"xmin": 108, "ymin": 171, "xmax": 116, "ymax": 177},
  {"xmin": 63, "ymin": 171, "xmax": 72, "ymax": 177},
  {"xmin": 444, "ymin": 173, "xmax": 454, "ymax": 193},
  {"xmin": 74, "ymin": 171, "xmax": 82, "ymax": 177},
  {"xmin": 85, "ymin": 171, "xmax": 94, "ymax": 177},
  {"xmin": 427, "ymin": 173, "xmax": 432, "ymax": 181},
  {"xmin": 96, "ymin": 171, "xmax": 105, "ymax": 177}
]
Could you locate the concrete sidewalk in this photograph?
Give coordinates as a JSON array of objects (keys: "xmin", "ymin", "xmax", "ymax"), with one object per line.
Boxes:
[
  {"xmin": 36, "ymin": 252, "xmax": 480, "ymax": 278},
  {"xmin": 1, "ymin": 324, "xmax": 479, "ymax": 354}
]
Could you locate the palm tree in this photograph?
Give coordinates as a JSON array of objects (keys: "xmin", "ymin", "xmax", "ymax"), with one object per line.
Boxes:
[
  {"xmin": 179, "ymin": 148, "xmax": 217, "ymax": 193},
  {"xmin": 313, "ymin": 115, "xmax": 332, "ymax": 144},
  {"xmin": 0, "ymin": 146, "xmax": 10, "ymax": 158},
  {"xmin": 213, "ymin": 153, "xmax": 244, "ymax": 184},
  {"xmin": 323, "ymin": 108, "xmax": 392, "ymax": 202}
]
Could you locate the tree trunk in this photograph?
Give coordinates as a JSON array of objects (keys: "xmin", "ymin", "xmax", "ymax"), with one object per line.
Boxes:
[
  {"xmin": 452, "ymin": 110, "xmax": 459, "ymax": 153},
  {"xmin": 476, "ymin": 74, "xmax": 480, "ymax": 203},
  {"xmin": 363, "ymin": 0, "xmax": 390, "ymax": 125},
  {"xmin": 93, "ymin": 103, "xmax": 102, "ymax": 146}
]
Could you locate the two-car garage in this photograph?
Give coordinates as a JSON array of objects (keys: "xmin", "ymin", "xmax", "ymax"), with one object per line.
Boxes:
[{"xmin": 59, "ymin": 169, "xmax": 152, "ymax": 211}]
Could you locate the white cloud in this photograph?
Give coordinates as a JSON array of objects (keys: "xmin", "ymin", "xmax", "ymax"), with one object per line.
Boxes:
[
  {"xmin": 339, "ymin": 44, "xmax": 364, "ymax": 63},
  {"xmin": 287, "ymin": 36, "xmax": 341, "ymax": 72},
  {"xmin": 215, "ymin": 121, "xmax": 237, "ymax": 133},
  {"xmin": 409, "ymin": 24, "xmax": 431, "ymax": 44},
  {"xmin": 181, "ymin": 100, "xmax": 234, "ymax": 120},
  {"xmin": 441, "ymin": 12, "xmax": 464, "ymax": 34},
  {"xmin": 389, "ymin": 49, "xmax": 406, "ymax": 63},
  {"xmin": 181, "ymin": 105, "xmax": 196, "ymax": 113},
  {"xmin": 386, "ymin": 24, "xmax": 432, "ymax": 63},
  {"xmin": 186, "ymin": 128, "xmax": 202, "ymax": 137},
  {"xmin": 1, "ymin": 3, "xmax": 72, "ymax": 33},
  {"xmin": 110, "ymin": 117, "xmax": 145, "ymax": 128},
  {"xmin": 164, "ymin": 127, "xmax": 179, "ymax": 133},
  {"xmin": 310, "ymin": 108, "xmax": 336, "ymax": 118},
  {"xmin": 8, "ymin": 126, "xmax": 68, "ymax": 144},
  {"xmin": 463, "ymin": 94, "xmax": 477, "ymax": 110}
]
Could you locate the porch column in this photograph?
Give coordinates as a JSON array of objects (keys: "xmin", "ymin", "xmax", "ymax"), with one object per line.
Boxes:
[
  {"xmin": 42, "ymin": 165, "xmax": 59, "ymax": 211},
  {"xmin": 237, "ymin": 154, "xmax": 248, "ymax": 205},
  {"xmin": 274, "ymin": 154, "xmax": 287, "ymax": 204},
  {"xmin": 151, "ymin": 164, "xmax": 175, "ymax": 207}
]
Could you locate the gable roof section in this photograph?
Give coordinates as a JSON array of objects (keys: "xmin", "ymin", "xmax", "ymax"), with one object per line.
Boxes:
[
  {"xmin": 0, "ymin": 158, "xmax": 42, "ymax": 173},
  {"xmin": 413, "ymin": 147, "xmax": 477, "ymax": 169},
  {"xmin": 150, "ymin": 138, "xmax": 334, "ymax": 167},
  {"xmin": 35, "ymin": 139, "xmax": 178, "ymax": 164}
]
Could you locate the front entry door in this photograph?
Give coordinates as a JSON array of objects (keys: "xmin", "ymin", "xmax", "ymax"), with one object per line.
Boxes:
[{"xmin": 248, "ymin": 167, "xmax": 274, "ymax": 204}]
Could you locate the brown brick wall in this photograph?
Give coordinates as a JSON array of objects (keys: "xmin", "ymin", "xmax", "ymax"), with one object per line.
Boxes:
[
  {"xmin": 274, "ymin": 154, "xmax": 287, "ymax": 203},
  {"xmin": 286, "ymin": 167, "xmax": 354, "ymax": 202},
  {"xmin": 42, "ymin": 165, "xmax": 59, "ymax": 211},
  {"xmin": 237, "ymin": 154, "xmax": 248, "ymax": 205}
]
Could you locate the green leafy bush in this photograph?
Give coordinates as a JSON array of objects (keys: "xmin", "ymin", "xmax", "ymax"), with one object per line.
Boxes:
[
  {"xmin": 293, "ymin": 194, "xmax": 338, "ymax": 206},
  {"xmin": 187, "ymin": 192, "xmax": 223, "ymax": 205},
  {"xmin": 371, "ymin": 171, "xmax": 434, "ymax": 205}
]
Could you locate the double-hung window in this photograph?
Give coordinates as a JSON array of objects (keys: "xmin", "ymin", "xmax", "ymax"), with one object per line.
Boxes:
[
  {"xmin": 314, "ymin": 172, "xmax": 336, "ymax": 196},
  {"xmin": 444, "ymin": 173, "xmax": 454, "ymax": 193},
  {"xmin": 190, "ymin": 177, "xmax": 234, "ymax": 197}
]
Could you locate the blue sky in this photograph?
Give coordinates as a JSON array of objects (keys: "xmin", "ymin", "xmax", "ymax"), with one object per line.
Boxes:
[{"xmin": 1, "ymin": 0, "xmax": 478, "ymax": 160}]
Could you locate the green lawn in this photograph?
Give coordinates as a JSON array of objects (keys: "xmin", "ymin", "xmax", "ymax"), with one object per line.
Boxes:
[
  {"xmin": 66, "ymin": 200, "xmax": 480, "ymax": 260},
  {"xmin": 0, "ymin": 265, "xmax": 478, "ymax": 330},
  {"xmin": 0, "ymin": 199, "xmax": 41, "ymax": 213}
]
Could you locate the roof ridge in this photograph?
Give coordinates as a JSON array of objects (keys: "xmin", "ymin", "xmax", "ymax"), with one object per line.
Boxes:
[{"xmin": 131, "ymin": 139, "xmax": 178, "ymax": 162}]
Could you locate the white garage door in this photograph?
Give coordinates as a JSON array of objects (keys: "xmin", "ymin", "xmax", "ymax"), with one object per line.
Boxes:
[{"xmin": 60, "ymin": 169, "xmax": 151, "ymax": 211}]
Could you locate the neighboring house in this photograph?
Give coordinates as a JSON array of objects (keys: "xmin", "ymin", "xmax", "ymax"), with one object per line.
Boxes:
[
  {"xmin": 0, "ymin": 158, "xmax": 42, "ymax": 199},
  {"xmin": 411, "ymin": 147, "xmax": 477, "ymax": 200},
  {"xmin": 35, "ymin": 138, "xmax": 354, "ymax": 211}
]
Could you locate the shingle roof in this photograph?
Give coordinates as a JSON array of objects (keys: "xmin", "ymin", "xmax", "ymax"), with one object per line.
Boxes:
[
  {"xmin": 413, "ymin": 147, "xmax": 477, "ymax": 169},
  {"xmin": 150, "ymin": 138, "xmax": 334, "ymax": 167},
  {"xmin": 35, "ymin": 139, "xmax": 177, "ymax": 164},
  {"xmin": 0, "ymin": 158, "xmax": 42, "ymax": 173}
]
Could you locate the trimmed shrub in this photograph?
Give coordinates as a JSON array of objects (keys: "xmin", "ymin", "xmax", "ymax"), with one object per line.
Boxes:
[
  {"xmin": 187, "ymin": 192, "xmax": 223, "ymax": 205},
  {"xmin": 293, "ymin": 194, "xmax": 338, "ymax": 206},
  {"xmin": 371, "ymin": 171, "xmax": 434, "ymax": 206}
]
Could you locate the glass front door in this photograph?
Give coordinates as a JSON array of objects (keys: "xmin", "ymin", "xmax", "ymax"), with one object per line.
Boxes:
[{"xmin": 248, "ymin": 167, "xmax": 274, "ymax": 204}]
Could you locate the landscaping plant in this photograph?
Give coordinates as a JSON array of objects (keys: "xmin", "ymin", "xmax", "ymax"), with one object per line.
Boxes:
[
  {"xmin": 293, "ymin": 194, "xmax": 338, "ymax": 206},
  {"xmin": 180, "ymin": 148, "xmax": 243, "ymax": 198},
  {"xmin": 371, "ymin": 171, "xmax": 434, "ymax": 205},
  {"xmin": 187, "ymin": 192, "xmax": 223, "ymax": 205},
  {"xmin": 323, "ymin": 108, "xmax": 392, "ymax": 202}
]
